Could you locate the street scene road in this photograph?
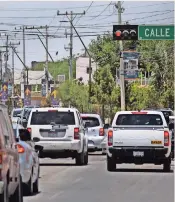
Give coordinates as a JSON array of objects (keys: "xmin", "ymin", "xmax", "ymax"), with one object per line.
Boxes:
[{"xmin": 24, "ymin": 152, "xmax": 174, "ymax": 202}]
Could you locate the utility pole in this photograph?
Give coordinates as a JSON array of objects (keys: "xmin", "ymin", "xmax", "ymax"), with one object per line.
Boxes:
[
  {"xmin": 9, "ymin": 42, "xmax": 20, "ymax": 107},
  {"xmin": 45, "ymin": 25, "xmax": 49, "ymax": 96},
  {"xmin": 22, "ymin": 26, "xmax": 27, "ymax": 85},
  {"xmin": 117, "ymin": 1, "xmax": 125, "ymax": 110},
  {"xmin": 0, "ymin": 51, "xmax": 3, "ymax": 84},
  {"xmin": 57, "ymin": 10, "xmax": 85, "ymax": 80},
  {"xmin": 5, "ymin": 35, "xmax": 8, "ymax": 75}
]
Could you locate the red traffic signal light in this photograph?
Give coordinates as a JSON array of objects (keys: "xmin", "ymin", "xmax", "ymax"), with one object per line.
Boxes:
[{"xmin": 113, "ymin": 25, "xmax": 138, "ymax": 40}]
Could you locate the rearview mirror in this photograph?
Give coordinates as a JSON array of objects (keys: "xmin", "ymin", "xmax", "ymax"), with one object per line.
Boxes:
[{"xmin": 19, "ymin": 129, "xmax": 31, "ymax": 141}]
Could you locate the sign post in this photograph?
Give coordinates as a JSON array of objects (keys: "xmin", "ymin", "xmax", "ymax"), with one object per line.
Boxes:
[{"xmin": 139, "ymin": 25, "xmax": 174, "ymax": 40}]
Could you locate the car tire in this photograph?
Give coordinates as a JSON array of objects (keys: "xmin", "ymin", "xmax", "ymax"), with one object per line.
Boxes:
[
  {"xmin": 33, "ymin": 168, "xmax": 39, "ymax": 193},
  {"xmin": 10, "ymin": 176, "xmax": 23, "ymax": 202},
  {"xmin": 84, "ymin": 150, "xmax": 88, "ymax": 165},
  {"xmin": 163, "ymin": 157, "xmax": 171, "ymax": 172},
  {"xmin": 23, "ymin": 175, "xmax": 33, "ymax": 196},
  {"xmin": 0, "ymin": 178, "xmax": 9, "ymax": 202},
  {"xmin": 107, "ymin": 155, "xmax": 116, "ymax": 172},
  {"xmin": 75, "ymin": 147, "xmax": 85, "ymax": 166}
]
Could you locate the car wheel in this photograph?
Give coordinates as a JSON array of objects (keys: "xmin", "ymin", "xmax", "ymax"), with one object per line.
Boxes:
[
  {"xmin": 75, "ymin": 147, "xmax": 85, "ymax": 165},
  {"xmin": 163, "ymin": 157, "xmax": 171, "ymax": 172},
  {"xmin": 10, "ymin": 175, "xmax": 23, "ymax": 202},
  {"xmin": 23, "ymin": 175, "xmax": 33, "ymax": 196},
  {"xmin": 84, "ymin": 150, "xmax": 88, "ymax": 165},
  {"xmin": 33, "ymin": 168, "xmax": 39, "ymax": 193},
  {"xmin": 0, "ymin": 178, "xmax": 9, "ymax": 202},
  {"xmin": 107, "ymin": 155, "xmax": 116, "ymax": 172}
]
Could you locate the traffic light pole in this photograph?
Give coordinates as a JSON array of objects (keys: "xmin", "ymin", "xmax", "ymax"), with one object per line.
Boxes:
[{"xmin": 117, "ymin": 1, "xmax": 125, "ymax": 111}]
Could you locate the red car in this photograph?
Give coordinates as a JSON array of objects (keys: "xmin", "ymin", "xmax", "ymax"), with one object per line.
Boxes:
[{"xmin": 0, "ymin": 104, "xmax": 23, "ymax": 202}]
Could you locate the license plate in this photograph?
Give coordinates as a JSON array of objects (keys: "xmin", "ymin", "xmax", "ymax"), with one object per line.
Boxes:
[
  {"xmin": 133, "ymin": 151, "xmax": 144, "ymax": 157},
  {"xmin": 151, "ymin": 140, "xmax": 162, "ymax": 144},
  {"xmin": 48, "ymin": 133, "xmax": 58, "ymax": 138}
]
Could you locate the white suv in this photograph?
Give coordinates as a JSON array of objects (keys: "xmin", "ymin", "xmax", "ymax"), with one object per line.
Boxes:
[{"xmin": 27, "ymin": 107, "xmax": 88, "ymax": 165}]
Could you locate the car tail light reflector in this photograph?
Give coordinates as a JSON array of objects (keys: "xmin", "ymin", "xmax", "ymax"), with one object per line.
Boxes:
[
  {"xmin": 17, "ymin": 144, "xmax": 25, "ymax": 153},
  {"xmin": 99, "ymin": 128, "xmax": 104, "ymax": 136},
  {"xmin": 108, "ymin": 130, "xmax": 113, "ymax": 146},
  {"xmin": 74, "ymin": 128, "xmax": 80, "ymax": 139},
  {"xmin": 164, "ymin": 131, "xmax": 170, "ymax": 146}
]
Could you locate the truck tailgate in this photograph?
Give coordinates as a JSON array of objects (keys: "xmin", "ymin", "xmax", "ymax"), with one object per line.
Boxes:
[{"xmin": 113, "ymin": 127, "xmax": 165, "ymax": 147}]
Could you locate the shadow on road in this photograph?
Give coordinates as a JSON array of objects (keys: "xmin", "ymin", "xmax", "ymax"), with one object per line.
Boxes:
[
  {"xmin": 110, "ymin": 168, "xmax": 174, "ymax": 173},
  {"xmin": 24, "ymin": 191, "xmax": 41, "ymax": 197},
  {"xmin": 40, "ymin": 163, "xmax": 79, "ymax": 166}
]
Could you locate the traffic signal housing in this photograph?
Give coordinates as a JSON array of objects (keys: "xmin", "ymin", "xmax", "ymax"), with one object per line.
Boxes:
[{"xmin": 113, "ymin": 25, "xmax": 138, "ymax": 40}]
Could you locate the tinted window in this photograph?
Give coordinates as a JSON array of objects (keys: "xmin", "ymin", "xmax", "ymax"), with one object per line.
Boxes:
[
  {"xmin": 82, "ymin": 117, "xmax": 100, "ymax": 127},
  {"xmin": 30, "ymin": 111, "xmax": 75, "ymax": 125},
  {"xmin": 116, "ymin": 114, "xmax": 163, "ymax": 125},
  {"xmin": 162, "ymin": 111, "xmax": 173, "ymax": 117},
  {"xmin": 13, "ymin": 109, "xmax": 22, "ymax": 117}
]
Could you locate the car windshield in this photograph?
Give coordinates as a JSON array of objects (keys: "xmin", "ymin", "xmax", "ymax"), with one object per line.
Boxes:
[
  {"xmin": 81, "ymin": 117, "xmax": 100, "ymax": 127},
  {"xmin": 30, "ymin": 111, "xmax": 75, "ymax": 125},
  {"xmin": 116, "ymin": 114, "xmax": 163, "ymax": 125},
  {"xmin": 13, "ymin": 109, "xmax": 22, "ymax": 117}
]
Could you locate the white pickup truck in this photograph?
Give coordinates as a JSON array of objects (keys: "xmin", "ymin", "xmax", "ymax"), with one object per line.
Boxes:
[{"xmin": 106, "ymin": 111, "xmax": 172, "ymax": 172}]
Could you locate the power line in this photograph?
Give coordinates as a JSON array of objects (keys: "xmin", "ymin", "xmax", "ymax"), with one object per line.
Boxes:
[{"xmin": 74, "ymin": 1, "xmax": 94, "ymax": 25}]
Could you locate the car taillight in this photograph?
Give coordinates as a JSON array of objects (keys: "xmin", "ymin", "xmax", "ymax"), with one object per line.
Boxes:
[
  {"xmin": 108, "ymin": 130, "xmax": 113, "ymax": 146},
  {"xmin": 164, "ymin": 131, "xmax": 170, "ymax": 146},
  {"xmin": 99, "ymin": 128, "xmax": 104, "ymax": 136},
  {"xmin": 27, "ymin": 128, "xmax": 31, "ymax": 133},
  {"xmin": 17, "ymin": 144, "xmax": 25, "ymax": 153},
  {"xmin": 74, "ymin": 128, "xmax": 80, "ymax": 139}
]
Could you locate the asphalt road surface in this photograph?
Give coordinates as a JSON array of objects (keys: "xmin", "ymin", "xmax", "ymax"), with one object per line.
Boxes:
[{"xmin": 24, "ymin": 152, "xmax": 174, "ymax": 202}]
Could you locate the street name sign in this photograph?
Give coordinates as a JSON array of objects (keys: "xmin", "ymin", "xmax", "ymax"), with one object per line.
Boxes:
[{"xmin": 139, "ymin": 25, "xmax": 174, "ymax": 40}]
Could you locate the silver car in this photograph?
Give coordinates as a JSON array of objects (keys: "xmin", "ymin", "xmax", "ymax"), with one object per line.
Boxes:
[{"xmin": 81, "ymin": 113, "xmax": 105, "ymax": 154}]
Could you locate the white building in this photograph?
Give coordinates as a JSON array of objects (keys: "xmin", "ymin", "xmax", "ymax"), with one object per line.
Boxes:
[{"xmin": 76, "ymin": 57, "xmax": 98, "ymax": 85}]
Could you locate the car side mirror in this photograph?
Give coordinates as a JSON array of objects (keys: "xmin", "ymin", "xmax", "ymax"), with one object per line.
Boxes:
[
  {"xmin": 19, "ymin": 129, "xmax": 31, "ymax": 141},
  {"xmin": 104, "ymin": 124, "xmax": 110, "ymax": 129},
  {"xmin": 22, "ymin": 118, "xmax": 28, "ymax": 128},
  {"xmin": 169, "ymin": 123, "xmax": 174, "ymax": 130},
  {"xmin": 34, "ymin": 145, "xmax": 43, "ymax": 152}
]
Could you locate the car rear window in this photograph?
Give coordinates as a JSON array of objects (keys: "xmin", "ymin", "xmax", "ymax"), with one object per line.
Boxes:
[
  {"xmin": 116, "ymin": 114, "xmax": 163, "ymax": 125},
  {"xmin": 30, "ymin": 111, "xmax": 75, "ymax": 125},
  {"xmin": 81, "ymin": 117, "xmax": 100, "ymax": 127},
  {"xmin": 13, "ymin": 109, "xmax": 22, "ymax": 117}
]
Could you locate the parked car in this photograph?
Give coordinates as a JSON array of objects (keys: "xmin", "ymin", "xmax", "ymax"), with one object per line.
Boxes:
[
  {"xmin": 27, "ymin": 107, "xmax": 88, "ymax": 165},
  {"xmin": 12, "ymin": 123, "xmax": 40, "ymax": 196},
  {"xmin": 0, "ymin": 103, "xmax": 23, "ymax": 202},
  {"xmin": 81, "ymin": 113, "xmax": 105, "ymax": 154},
  {"xmin": 11, "ymin": 108, "xmax": 22, "ymax": 124}
]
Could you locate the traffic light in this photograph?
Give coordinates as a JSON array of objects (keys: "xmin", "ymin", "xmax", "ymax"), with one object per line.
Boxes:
[{"xmin": 113, "ymin": 25, "xmax": 138, "ymax": 40}]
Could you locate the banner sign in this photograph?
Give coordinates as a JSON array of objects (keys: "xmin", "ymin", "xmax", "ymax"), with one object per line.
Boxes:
[
  {"xmin": 1, "ymin": 82, "xmax": 8, "ymax": 101},
  {"xmin": 24, "ymin": 85, "xmax": 31, "ymax": 106},
  {"xmin": 51, "ymin": 87, "xmax": 59, "ymax": 105},
  {"xmin": 123, "ymin": 51, "xmax": 139, "ymax": 80},
  {"xmin": 8, "ymin": 83, "xmax": 12, "ymax": 97}
]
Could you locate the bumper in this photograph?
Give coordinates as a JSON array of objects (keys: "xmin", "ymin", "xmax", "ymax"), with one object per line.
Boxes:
[
  {"xmin": 36, "ymin": 140, "xmax": 81, "ymax": 152},
  {"xmin": 108, "ymin": 147, "xmax": 169, "ymax": 164},
  {"xmin": 88, "ymin": 136, "xmax": 105, "ymax": 150},
  {"xmin": 0, "ymin": 181, "xmax": 4, "ymax": 194}
]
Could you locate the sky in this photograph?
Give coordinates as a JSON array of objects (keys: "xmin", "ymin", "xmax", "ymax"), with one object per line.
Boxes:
[{"xmin": 0, "ymin": 1, "xmax": 174, "ymax": 73}]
